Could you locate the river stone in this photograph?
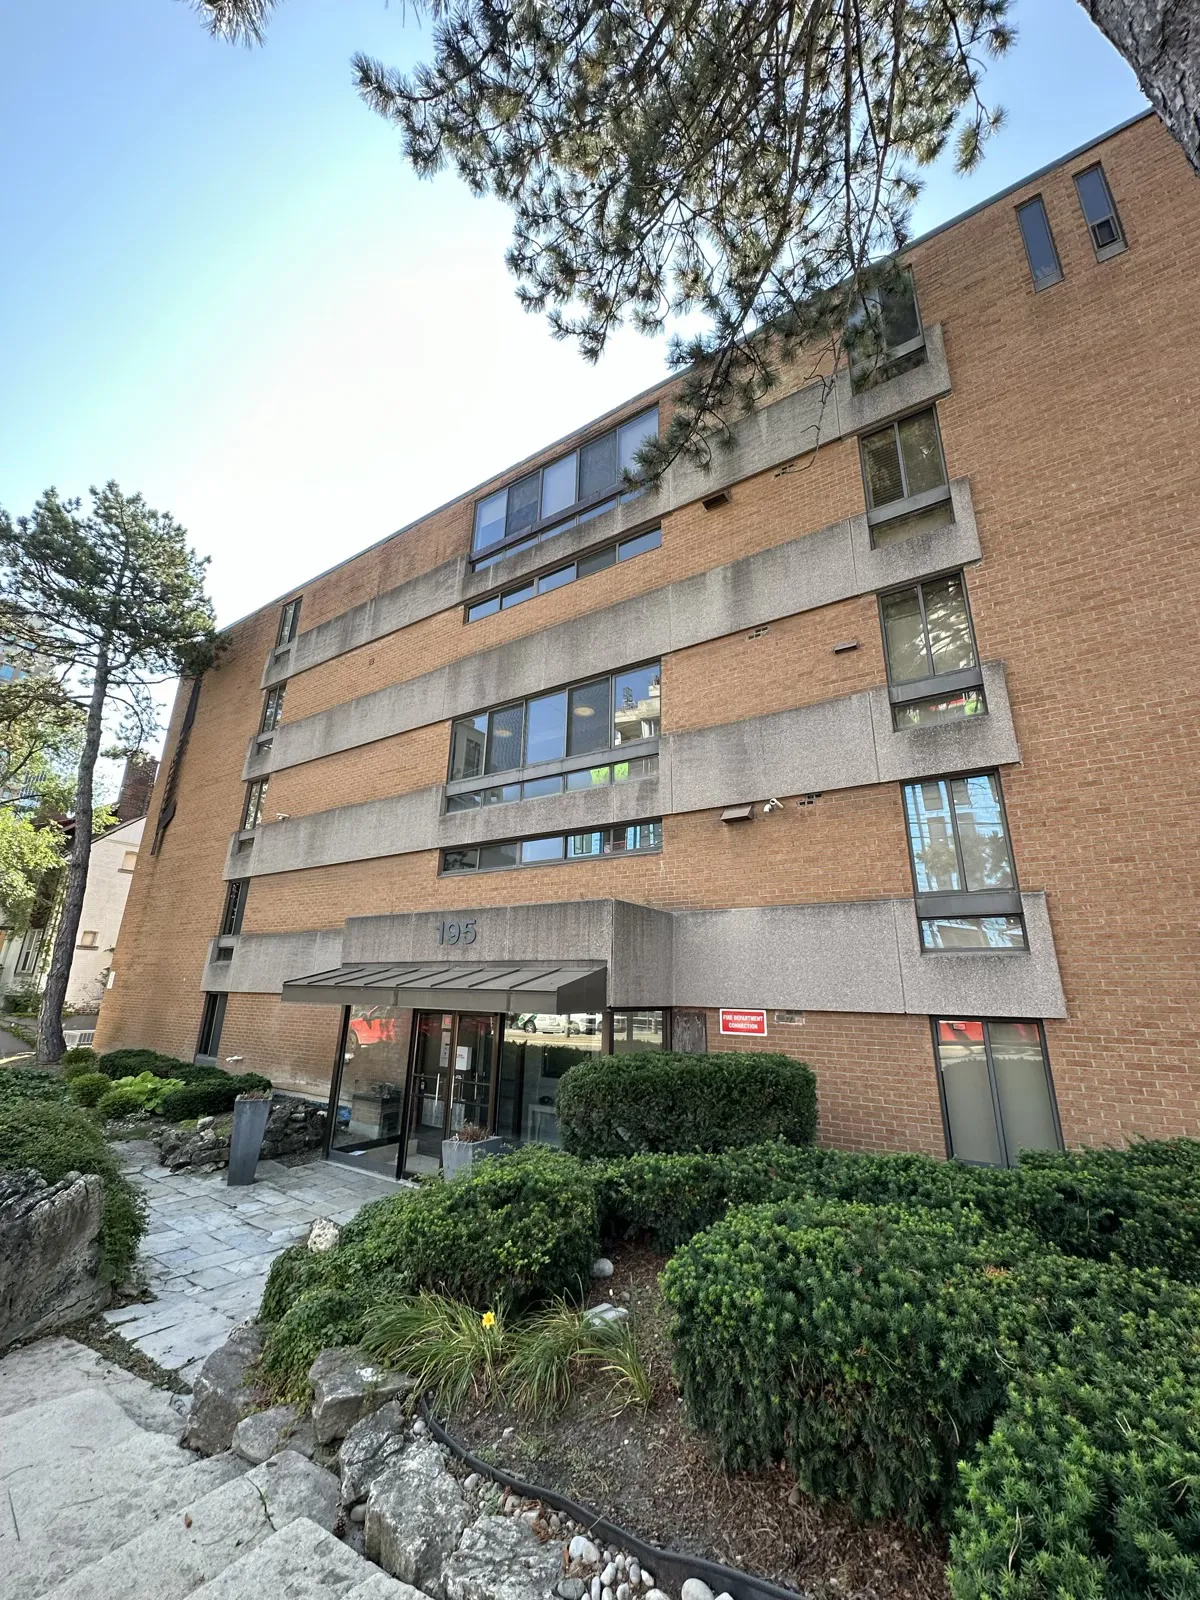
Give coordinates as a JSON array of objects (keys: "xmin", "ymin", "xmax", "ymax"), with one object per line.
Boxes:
[
  {"xmin": 365, "ymin": 1442, "xmax": 470, "ymax": 1592},
  {"xmin": 339, "ymin": 1398, "xmax": 412, "ymax": 1505},
  {"xmin": 184, "ymin": 1322, "xmax": 266, "ymax": 1455},
  {"xmin": 590, "ymin": 1258, "xmax": 614, "ymax": 1279},
  {"xmin": 231, "ymin": 1401, "xmax": 315, "ymax": 1464},
  {"xmin": 558, "ymin": 1581, "xmax": 587, "ymax": 1599},
  {"xmin": 0, "ymin": 1169, "xmax": 106, "ymax": 1351},
  {"xmin": 681, "ymin": 1583, "xmax": 714, "ymax": 1600},
  {"xmin": 569, "ymin": 1536, "xmax": 601, "ymax": 1566},
  {"xmin": 443, "ymin": 1515, "xmax": 563, "ymax": 1600},
  {"xmin": 310, "ymin": 1345, "xmax": 418, "ymax": 1445}
]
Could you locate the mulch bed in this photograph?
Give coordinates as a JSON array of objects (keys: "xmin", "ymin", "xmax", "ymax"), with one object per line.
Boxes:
[{"xmin": 444, "ymin": 1242, "xmax": 949, "ymax": 1600}]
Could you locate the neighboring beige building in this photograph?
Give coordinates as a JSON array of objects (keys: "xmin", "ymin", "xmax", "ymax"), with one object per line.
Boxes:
[{"xmin": 66, "ymin": 816, "xmax": 145, "ymax": 1012}]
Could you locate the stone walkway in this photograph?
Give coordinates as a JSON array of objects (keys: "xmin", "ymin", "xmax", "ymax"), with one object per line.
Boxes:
[{"xmin": 105, "ymin": 1141, "xmax": 397, "ymax": 1383}]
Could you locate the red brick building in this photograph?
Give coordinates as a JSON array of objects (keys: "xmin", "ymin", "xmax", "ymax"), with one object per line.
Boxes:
[{"xmin": 98, "ymin": 113, "xmax": 1200, "ymax": 1175}]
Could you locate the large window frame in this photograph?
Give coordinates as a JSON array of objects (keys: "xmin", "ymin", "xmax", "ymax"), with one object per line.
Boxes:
[
  {"xmin": 932, "ymin": 1017, "xmax": 1062, "ymax": 1167},
  {"xmin": 878, "ymin": 570, "xmax": 986, "ymax": 728},
  {"xmin": 847, "ymin": 268, "xmax": 926, "ymax": 391},
  {"xmin": 860, "ymin": 406, "xmax": 951, "ymax": 538},
  {"xmin": 901, "ymin": 770, "xmax": 1025, "ymax": 951},
  {"xmin": 242, "ymin": 778, "xmax": 269, "ymax": 831},
  {"xmin": 276, "ymin": 597, "xmax": 302, "ymax": 652},
  {"xmin": 441, "ymin": 819, "xmax": 663, "ymax": 876},
  {"xmin": 195, "ymin": 991, "xmax": 228, "ymax": 1063},
  {"xmin": 465, "ymin": 527, "xmax": 662, "ymax": 623},
  {"xmin": 1073, "ymin": 163, "xmax": 1126, "ymax": 262},
  {"xmin": 471, "ymin": 407, "xmax": 659, "ymax": 565},
  {"xmin": 1015, "ymin": 196, "xmax": 1064, "ymax": 291},
  {"xmin": 446, "ymin": 663, "xmax": 662, "ymax": 803}
]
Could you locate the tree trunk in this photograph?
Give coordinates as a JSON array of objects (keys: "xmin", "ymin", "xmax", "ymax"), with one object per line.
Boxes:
[
  {"xmin": 37, "ymin": 647, "xmax": 110, "ymax": 1063},
  {"xmin": 1081, "ymin": 0, "xmax": 1200, "ymax": 173}
]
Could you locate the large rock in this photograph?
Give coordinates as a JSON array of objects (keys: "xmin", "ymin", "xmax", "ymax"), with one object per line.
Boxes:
[
  {"xmin": 364, "ymin": 1442, "xmax": 470, "ymax": 1594},
  {"xmin": 0, "ymin": 1167, "xmax": 107, "ymax": 1351},
  {"xmin": 184, "ymin": 1322, "xmax": 266, "ymax": 1455},
  {"xmin": 310, "ymin": 1346, "xmax": 418, "ymax": 1445},
  {"xmin": 158, "ymin": 1094, "xmax": 326, "ymax": 1173},
  {"xmin": 339, "ymin": 1399, "xmax": 412, "ymax": 1506},
  {"xmin": 442, "ymin": 1516, "xmax": 563, "ymax": 1600},
  {"xmin": 232, "ymin": 1401, "xmax": 315, "ymax": 1464}
]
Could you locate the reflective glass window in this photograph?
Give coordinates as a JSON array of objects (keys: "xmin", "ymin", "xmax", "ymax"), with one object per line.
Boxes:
[
  {"xmin": 934, "ymin": 1018, "xmax": 1059, "ymax": 1165},
  {"xmin": 485, "ymin": 704, "xmax": 524, "ymax": 774},
  {"xmin": 538, "ymin": 565, "xmax": 575, "ymax": 595},
  {"xmin": 1016, "ymin": 197, "xmax": 1063, "ymax": 289},
  {"xmin": 920, "ymin": 916, "xmax": 1027, "ymax": 951},
  {"xmin": 482, "ymin": 782, "xmax": 521, "ymax": 806},
  {"xmin": 501, "ymin": 581, "xmax": 536, "ymax": 609},
  {"xmin": 892, "ymin": 689, "xmax": 986, "ymax": 729},
  {"xmin": 611, "ymin": 1010, "xmax": 666, "ymax": 1053},
  {"xmin": 618, "ymin": 409, "xmax": 658, "ymax": 476},
  {"xmin": 525, "ymin": 691, "xmax": 568, "ymax": 764},
  {"xmin": 579, "ymin": 430, "xmax": 618, "ymax": 500},
  {"xmin": 478, "ymin": 841, "xmax": 521, "ymax": 871},
  {"xmin": 569, "ymin": 678, "xmax": 611, "ymax": 756},
  {"xmin": 566, "ymin": 765, "xmax": 611, "ymax": 789},
  {"xmin": 541, "ymin": 454, "xmax": 577, "ymax": 518},
  {"xmin": 521, "ymin": 835, "xmax": 565, "ymax": 864},
  {"xmin": 612, "ymin": 663, "xmax": 661, "ymax": 745},
  {"xmin": 473, "ymin": 489, "xmax": 508, "ymax": 555},
  {"xmin": 506, "ymin": 474, "xmax": 541, "ymax": 537},
  {"xmin": 578, "ymin": 544, "xmax": 617, "ymax": 578},
  {"xmin": 618, "ymin": 527, "xmax": 662, "ymax": 561},
  {"xmin": 467, "ymin": 595, "xmax": 501, "ymax": 622},
  {"xmin": 522, "ymin": 775, "xmax": 564, "ymax": 799},
  {"xmin": 449, "ymin": 714, "xmax": 488, "ymax": 781},
  {"xmin": 1074, "ymin": 165, "xmax": 1124, "ymax": 254}
]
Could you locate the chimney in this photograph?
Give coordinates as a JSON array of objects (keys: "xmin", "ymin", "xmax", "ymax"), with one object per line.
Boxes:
[{"xmin": 115, "ymin": 752, "xmax": 159, "ymax": 823}]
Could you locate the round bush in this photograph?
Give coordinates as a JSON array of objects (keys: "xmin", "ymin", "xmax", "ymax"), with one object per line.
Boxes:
[
  {"xmin": 95, "ymin": 1086, "xmax": 148, "ymax": 1121},
  {"xmin": 556, "ymin": 1050, "xmax": 817, "ymax": 1156},
  {"xmin": 95, "ymin": 1048, "xmax": 165, "ymax": 1079},
  {"xmin": 59, "ymin": 1046, "xmax": 98, "ymax": 1077},
  {"xmin": 67, "ymin": 1071, "xmax": 112, "ymax": 1108}
]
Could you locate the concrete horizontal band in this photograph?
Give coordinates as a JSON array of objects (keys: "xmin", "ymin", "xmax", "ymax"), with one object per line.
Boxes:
[
  {"xmin": 207, "ymin": 888, "xmax": 1065, "ymax": 1021},
  {"xmin": 226, "ymin": 661, "xmax": 1018, "ymax": 880},
  {"xmin": 246, "ymin": 469, "xmax": 979, "ymax": 782},
  {"xmin": 259, "ymin": 327, "xmax": 952, "ymax": 693}
]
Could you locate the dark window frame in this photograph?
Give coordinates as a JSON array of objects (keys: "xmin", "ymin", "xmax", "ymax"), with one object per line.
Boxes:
[
  {"xmin": 847, "ymin": 267, "xmax": 926, "ymax": 391},
  {"xmin": 1015, "ymin": 195, "xmax": 1064, "ymax": 291},
  {"xmin": 930, "ymin": 1016, "xmax": 1062, "ymax": 1166},
  {"xmin": 878, "ymin": 569, "xmax": 985, "ymax": 716},
  {"xmin": 901, "ymin": 770, "xmax": 1025, "ymax": 948},
  {"xmin": 220, "ymin": 878, "xmax": 248, "ymax": 937},
  {"xmin": 242, "ymin": 778, "xmax": 269, "ymax": 831},
  {"xmin": 860, "ymin": 406, "xmax": 951, "ymax": 533},
  {"xmin": 440, "ymin": 819, "xmax": 664, "ymax": 876},
  {"xmin": 1073, "ymin": 163, "xmax": 1126, "ymax": 261},
  {"xmin": 276, "ymin": 597, "xmax": 302, "ymax": 651},
  {"xmin": 260, "ymin": 684, "xmax": 286, "ymax": 734},
  {"xmin": 471, "ymin": 407, "xmax": 659, "ymax": 565},
  {"xmin": 465, "ymin": 525, "xmax": 662, "ymax": 623},
  {"xmin": 195, "ymin": 991, "xmax": 228, "ymax": 1062},
  {"xmin": 446, "ymin": 661, "xmax": 662, "ymax": 791}
]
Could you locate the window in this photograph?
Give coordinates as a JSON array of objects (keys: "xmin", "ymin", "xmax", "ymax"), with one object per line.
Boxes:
[
  {"xmin": 15, "ymin": 927, "xmax": 43, "ymax": 974},
  {"xmin": 447, "ymin": 754, "xmax": 657, "ymax": 812},
  {"xmin": 196, "ymin": 992, "xmax": 227, "ymax": 1060},
  {"xmin": 902, "ymin": 772, "xmax": 1025, "ymax": 950},
  {"xmin": 933, "ymin": 1018, "xmax": 1061, "ymax": 1165},
  {"xmin": 1074, "ymin": 164, "xmax": 1125, "ymax": 260},
  {"xmin": 261, "ymin": 684, "xmax": 286, "ymax": 733},
  {"xmin": 276, "ymin": 598, "xmax": 301, "ymax": 649},
  {"xmin": 611, "ymin": 1009, "xmax": 667, "ymax": 1053},
  {"xmin": 471, "ymin": 408, "xmax": 659, "ymax": 560},
  {"xmin": 447, "ymin": 663, "xmax": 660, "ymax": 789},
  {"xmin": 442, "ymin": 819, "xmax": 662, "ymax": 874},
  {"xmin": 1015, "ymin": 197, "xmax": 1063, "ymax": 290},
  {"xmin": 221, "ymin": 879, "xmax": 248, "ymax": 937},
  {"xmin": 78, "ymin": 930, "xmax": 99, "ymax": 949},
  {"xmin": 880, "ymin": 572, "xmax": 985, "ymax": 728},
  {"xmin": 465, "ymin": 528, "xmax": 661, "ymax": 622},
  {"xmin": 847, "ymin": 269, "xmax": 926, "ymax": 389},
  {"xmin": 242, "ymin": 778, "xmax": 269, "ymax": 830},
  {"xmin": 860, "ymin": 409, "xmax": 949, "ymax": 533},
  {"xmin": 120, "ymin": 850, "xmax": 138, "ymax": 872}
]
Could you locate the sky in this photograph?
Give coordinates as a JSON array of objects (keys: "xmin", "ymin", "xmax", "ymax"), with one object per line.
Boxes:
[{"xmin": 1, "ymin": 0, "xmax": 1148, "ymax": 660}]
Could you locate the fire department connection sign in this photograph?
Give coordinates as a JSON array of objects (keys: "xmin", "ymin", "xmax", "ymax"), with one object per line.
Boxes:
[{"xmin": 718, "ymin": 1009, "xmax": 768, "ymax": 1037}]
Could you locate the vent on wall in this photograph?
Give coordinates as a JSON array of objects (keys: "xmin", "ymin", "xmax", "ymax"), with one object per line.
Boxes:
[{"xmin": 797, "ymin": 793, "xmax": 822, "ymax": 807}]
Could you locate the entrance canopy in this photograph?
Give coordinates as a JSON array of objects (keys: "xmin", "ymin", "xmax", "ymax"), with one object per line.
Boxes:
[{"xmin": 281, "ymin": 960, "xmax": 607, "ymax": 1014}]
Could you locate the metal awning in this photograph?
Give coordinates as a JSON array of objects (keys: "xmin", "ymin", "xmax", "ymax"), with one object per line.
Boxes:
[{"xmin": 280, "ymin": 960, "xmax": 608, "ymax": 1014}]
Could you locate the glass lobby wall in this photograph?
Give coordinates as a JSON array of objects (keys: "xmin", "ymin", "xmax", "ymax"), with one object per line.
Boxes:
[
  {"xmin": 328, "ymin": 1005, "xmax": 412, "ymax": 1177},
  {"xmin": 611, "ymin": 1010, "xmax": 667, "ymax": 1053},
  {"xmin": 405, "ymin": 1012, "xmax": 498, "ymax": 1177},
  {"xmin": 496, "ymin": 1013, "xmax": 604, "ymax": 1146}
]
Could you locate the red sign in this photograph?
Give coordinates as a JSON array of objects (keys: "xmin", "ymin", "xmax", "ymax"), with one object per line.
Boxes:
[{"xmin": 719, "ymin": 1009, "xmax": 768, "ymax": 1037}]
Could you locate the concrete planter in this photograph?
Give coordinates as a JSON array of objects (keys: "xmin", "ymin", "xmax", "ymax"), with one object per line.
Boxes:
[
  {"xmin": 227, "ymin": 1094, "xmax": 272, "ymax": 1186},
  {"xmin": 441, "ymin": 1136, "xmax": 511, "ymax": 1181}
]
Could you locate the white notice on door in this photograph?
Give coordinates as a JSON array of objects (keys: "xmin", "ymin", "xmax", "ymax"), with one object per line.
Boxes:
[{"xmin": 455, "ymin": 1045, "xmax": 471, "ymax": 1073}]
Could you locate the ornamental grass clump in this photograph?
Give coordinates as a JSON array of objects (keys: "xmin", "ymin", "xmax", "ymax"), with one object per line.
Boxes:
[{"xmin": 556, "ymin": 1050, "xmax": 817, "ymax": 1156}]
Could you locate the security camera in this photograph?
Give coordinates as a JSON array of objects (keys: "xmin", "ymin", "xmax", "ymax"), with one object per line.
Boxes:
[{"xmin": 763, "ymin": 798, "xmax": 783, "ymax": 814}]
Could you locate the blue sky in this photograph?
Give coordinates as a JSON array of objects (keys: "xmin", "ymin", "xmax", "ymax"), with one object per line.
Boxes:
[{"xmin": 1, "ymin": 0, "xmax": 1146, "ymax": 641}]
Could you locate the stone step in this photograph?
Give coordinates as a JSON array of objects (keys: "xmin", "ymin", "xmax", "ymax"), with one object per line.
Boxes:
[
  {"xmin": 41, "ymin": 1450, "xmax": 342, "ymax": 1600},
  {"xmin": 191, "ymin": 1518, "xmax": 428, "ymax": 1600},
  {"xmin": 0, "ymin": 1336, "xmax": 190, "ymax": 1437},
  {"xmin": 0, "ymin": 1424, "xmax": 243, "ymax": 1600},
  {"xmin": 0, "ymin": 1388, "xmax": 143, "ymax": 1482}
]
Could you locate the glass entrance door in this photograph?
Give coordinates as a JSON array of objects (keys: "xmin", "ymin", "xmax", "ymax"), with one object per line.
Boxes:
[
  {"xmin": 402, "ymin": 1012, "xmax": 498, "ymax": 1177},
  {"xmin": 328, "ymin": 1004, "xmax": 410, "ymax": 1178}
]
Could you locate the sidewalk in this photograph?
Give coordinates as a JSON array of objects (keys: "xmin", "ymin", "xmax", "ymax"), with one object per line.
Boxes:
[{"xmin": 104, "ymin": 1140, "xmax": 397, "ymax": 1383}]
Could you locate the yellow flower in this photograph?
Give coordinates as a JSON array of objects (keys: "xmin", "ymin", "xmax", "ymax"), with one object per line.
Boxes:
[{"xmin": 481, "ymin": 1311, "xmax": 496, "ymax": 1329}]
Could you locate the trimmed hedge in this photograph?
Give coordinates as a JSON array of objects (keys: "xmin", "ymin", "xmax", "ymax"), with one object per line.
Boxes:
[
  {"xmin": 662, "ymin": 1195, "xmax": 1199, "ymax": 1528},
  {"xmin": 156, "ymin": 1072, "xmax": 271, "ymax": 1121},
  {"xmin": 0, "ymin": 1092, "xmax": 145, "ymax": 1274},
  {"xmin": 95, "ymin": 1048, "xmax": 166, "ymax": 1079},
  {"xmin": 59, "ymin": 1046, "xmax": 98, "ymax": 1076},
  {"xmin": 258, "ymin": 1146, "xmax": 600, "ymax": 1398},
  {"xmin": 556, "ymin": 1051, "xmax": 817, "ymax": 1157}
]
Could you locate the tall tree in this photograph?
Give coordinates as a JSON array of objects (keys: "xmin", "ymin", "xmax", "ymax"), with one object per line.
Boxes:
[
  {"xmin": 0, "ymin": 484, "xmax": 218, "ymax": 1062},
  {"xmin": 185, "ymin": 0, "xmax": 1199, "ymax": 464}
]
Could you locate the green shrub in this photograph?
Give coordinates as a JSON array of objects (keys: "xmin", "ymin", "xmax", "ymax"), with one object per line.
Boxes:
[
  {"xmin": 0, "ymin": 1067, "xmax": 71, "ymax": 1106},
  {"xmin": 157, "ymin": 1072, "xmax": 272, "ymax": 1121},
  {"xmin": 663, "ymin": 1194, "xmax": 1192, "ymax": 1528},
  {"xmin": 95, "ymin": 1048, "xmax": 165, "ymax": 1079},
  {"xmin": 556, "ymin": 1051, "xmax": 817, "ymax": 1157},
  {"xmin": 59, "ymin": 1046, "xmax": 98, "ymax": 1076},
  {"xmin": 67, "ymin": 1071, "xmax": 113, "ymax": 1108},
  {"xmin": 95, "ymin": 1086, "xmax": 149, "ymax": 1121},
  {"xmin": 0, "ymin": 1096, "xmax": 145, "ymax": 1274}
]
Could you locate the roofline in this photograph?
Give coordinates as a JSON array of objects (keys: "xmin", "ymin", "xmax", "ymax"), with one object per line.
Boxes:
[
  {"xmin": 218, "ymin": 107, "xmax": 1155, "ymax": 641},
  {"xmin": 905, "ymin": 108, "xmax": 1153, "ymax": 252}
]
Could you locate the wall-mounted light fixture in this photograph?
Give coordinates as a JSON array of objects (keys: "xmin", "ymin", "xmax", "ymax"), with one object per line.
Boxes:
[
  {"xmin": 702, "ymin": 489, "xmax": 732, "ymax": 510},
  {"xmin": 720, "ymin": 804, "xmax": 754, "ymax": 823}
]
